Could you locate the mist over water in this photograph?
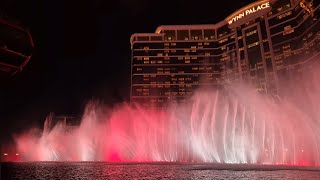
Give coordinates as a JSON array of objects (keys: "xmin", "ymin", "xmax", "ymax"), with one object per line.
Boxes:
[{"xmin": 15, "ymin": 63, "xmax": 320, "ymax": 166}]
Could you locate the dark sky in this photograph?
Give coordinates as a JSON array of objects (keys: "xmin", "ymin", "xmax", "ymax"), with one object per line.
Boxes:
[{"xmin": 0, "ymin": 0, "xmax": 256, "ymax": 143}]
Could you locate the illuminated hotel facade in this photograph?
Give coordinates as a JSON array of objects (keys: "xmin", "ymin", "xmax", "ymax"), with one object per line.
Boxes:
[{"xmin": 130, "ymin": 0, "xmax": 320, "ymax": 107}]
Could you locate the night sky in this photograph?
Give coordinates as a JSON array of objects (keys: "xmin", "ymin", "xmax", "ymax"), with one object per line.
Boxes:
[{"xmin": 0, "ymin": 0, "xmax": 256, "ymax": 143}]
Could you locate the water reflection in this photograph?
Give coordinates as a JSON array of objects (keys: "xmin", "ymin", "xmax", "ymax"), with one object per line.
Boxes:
[{"xmin": 1, "ymin": 163, "xmax": 320, "ymax": 180}]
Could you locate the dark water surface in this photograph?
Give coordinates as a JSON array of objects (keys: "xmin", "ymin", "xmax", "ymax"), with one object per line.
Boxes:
[{"xmin": 1, "ymin": 162, "xmax": 320, "ymax": 179}]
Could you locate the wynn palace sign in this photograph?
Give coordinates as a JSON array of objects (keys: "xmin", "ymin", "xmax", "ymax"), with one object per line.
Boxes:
[{"xmin": 226, "ymin": 1, "xmax": 271, "ymax": 26}]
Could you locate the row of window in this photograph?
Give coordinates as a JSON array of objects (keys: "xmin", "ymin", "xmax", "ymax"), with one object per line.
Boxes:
[
  {"xmin": 133, "ymin": 36, "xmax": 236, "ymax": 49},
  {"xmin": 268, "ymin": 0, "xmax": 304, "ymax": 27},
  {"xmin": 133, "ymin": 65, "xmax": 240, "ymax": 73},
  {"xmin": 133, "ymin": 74, "xmax": 227, "ymax": 83},
  {"xmin": 133, "ymin": 51, "xmax": 237, "ymax": 60},
  {"xmin": 131, "ymin": 97, "xmax": 189, "ymax": 105}
]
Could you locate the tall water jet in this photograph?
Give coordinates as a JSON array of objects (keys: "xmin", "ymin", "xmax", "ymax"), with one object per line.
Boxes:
[{"xmin": 14, "ymin": 63, "xmax": 320, "ymax": 166}]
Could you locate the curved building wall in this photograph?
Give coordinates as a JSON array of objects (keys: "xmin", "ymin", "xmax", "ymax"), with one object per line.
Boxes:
[{"xmin": 130, "ymin": 0, "xmax": 320, "ymax": 107}]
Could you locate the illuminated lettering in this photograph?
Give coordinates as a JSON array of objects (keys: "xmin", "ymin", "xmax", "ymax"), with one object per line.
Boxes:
[
  {"xmin": 261, "ymin": 3, "xmax": 269, "ymax": 9},
  {"xmin": 257, "ymin": 5, "xmax": 262, "ymax": 11},
  {"xmin": 227, "ymin": 2, "xmax": 270, "ymax": 25},
  {"xmin": 228, "ymin": 12, "xmax": 245, "ymax": 24}
]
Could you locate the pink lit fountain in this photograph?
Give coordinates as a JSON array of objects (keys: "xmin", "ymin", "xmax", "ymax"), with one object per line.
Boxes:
[{"xmin": 15, "ymin": 64, "xmax": 320, "ymax": 166}]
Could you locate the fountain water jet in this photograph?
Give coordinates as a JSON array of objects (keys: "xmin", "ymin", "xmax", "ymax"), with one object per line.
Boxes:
[{"xmin": 15, "ymin": 63, "xmax": 320, "ymax": 166}]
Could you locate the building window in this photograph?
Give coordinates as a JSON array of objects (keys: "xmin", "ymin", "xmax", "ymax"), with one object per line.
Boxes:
[
  {"xmin": 218, "ymin": 38, "xmax": 228, "ymax": 44},
  {"xmin": 246, "ymin": 30, "xmax": 257, "ymax": 37},
  {"xmin": 204, "ymin": 29, "xmax": 215, "ymax": 40},
  {"xmin": 164, "ymin": 30, "xmax": 176, "ymax": 41},
  {"xmin": 191, "ymin": 30, "xmax": 202, "ymax": 40},
  {"xmin": 283, "ymin": 25, "xmax": 294, "ymax": 35},
  {"xmin": 277, "ymin": 11, "xmax": 292, "ymax": 20},
  {"xmin": 248, "ymin": 42, "xmax": 259, "ymax": 48},
  {"xmin": 151, "ymin": 36, "xmax": 163, "ymax": 41},
  {"xmin": 217, "ymin": 25, "xmax": 230, "ymax": 38},
  {"xmin": 137, "ymin": 36, "xmax": 149, "ymax": 41},
  {"xmin": 177, "ymin": 30, "xmax": 189, "ymax": 40},
  {"xmin": 270, "ymin": 0, "xmax": 291, "ymax": 15}
]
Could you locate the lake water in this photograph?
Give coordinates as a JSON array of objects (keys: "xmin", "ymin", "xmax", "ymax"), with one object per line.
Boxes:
[{"xmin": 1, "ymin": 162, "xmax": 320, "ymax": 179}]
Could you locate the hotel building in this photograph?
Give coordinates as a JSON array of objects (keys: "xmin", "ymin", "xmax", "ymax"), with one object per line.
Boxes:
[{"xmin": 130, "ymin": 0, "xmax": 320, "ymax": 107}]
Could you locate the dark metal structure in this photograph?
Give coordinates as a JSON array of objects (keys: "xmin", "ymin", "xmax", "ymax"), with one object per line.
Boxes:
[{"xmin": 0, "ymin": 18, "xmax": 33, "ymax": 77}]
